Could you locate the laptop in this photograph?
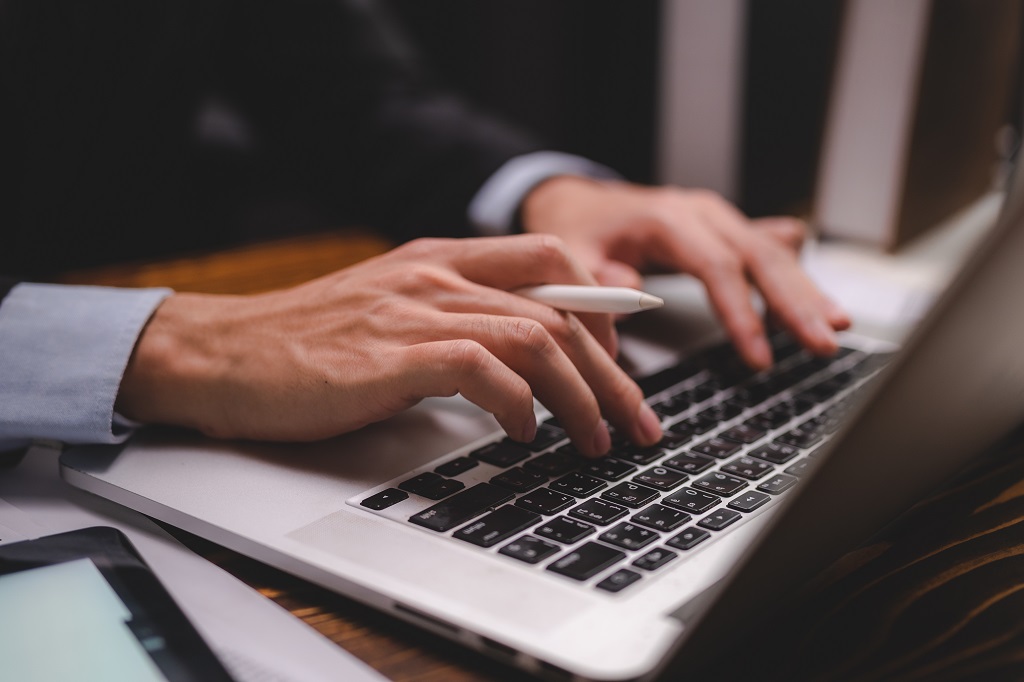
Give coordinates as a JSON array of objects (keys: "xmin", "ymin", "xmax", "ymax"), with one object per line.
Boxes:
[{"xmin": 59, "ymin": 153, "xmax": 1024, "ymax": 680}]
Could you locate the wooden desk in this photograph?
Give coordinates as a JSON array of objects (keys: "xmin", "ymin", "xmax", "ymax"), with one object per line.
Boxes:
[{"xmin": 61, "ymin": 232, "xmax": 1024, "ymax": 681}]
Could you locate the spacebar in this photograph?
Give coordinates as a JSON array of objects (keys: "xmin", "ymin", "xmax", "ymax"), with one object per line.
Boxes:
[{"xmin": 408, "ymin": 483, "xmax": 514, "ymax": 532}]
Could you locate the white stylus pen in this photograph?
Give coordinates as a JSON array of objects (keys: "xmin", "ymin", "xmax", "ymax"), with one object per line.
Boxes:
[{"xmin": 515, "ymin": 285, "xmax": 664, "ymax": 314}]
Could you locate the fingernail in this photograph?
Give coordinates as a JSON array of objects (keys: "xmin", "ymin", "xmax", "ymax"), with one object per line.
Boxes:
[
  {"xmin": 592, "ymin": 420, "xmax": 611, "ymax": 456},
  {"xmin": 638, "ymin": 402, "xmax": 663, "ymax": 444},
  {"xmin": 825, "ymin": 299, "xmax": 851, "ymax": 326},
  {"xmin": 750, "ymin": 336, "xmax": 773, "ymax": 370},
  {"xmin": 814, "ymin": 317, "xmax": 839, "ymax": 352},
  {"xmin": 521, "ymin": 413, "xmax": 538, "ymax": 443}
]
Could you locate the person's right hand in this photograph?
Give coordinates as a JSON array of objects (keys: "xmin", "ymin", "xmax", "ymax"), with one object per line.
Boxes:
[{"xmin": 115, "ymin": 235, "xmax": 665, "ymax": 457}]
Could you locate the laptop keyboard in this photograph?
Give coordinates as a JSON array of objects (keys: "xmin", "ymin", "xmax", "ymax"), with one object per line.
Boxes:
[{"xmin": 350, "ymin": 335, "xmax": 892, "ymax": 594}]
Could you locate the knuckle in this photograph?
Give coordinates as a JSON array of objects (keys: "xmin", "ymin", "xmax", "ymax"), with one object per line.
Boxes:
[
  {"xmin": 696, "ymin": 251, "xmax": 743, "ymax": 280},
  {"xmin": 748, "ymin": 239, "xmax": 793, "ymax": 272},
  {"xmin": 526, "ymin": 233, "xmax": 571, "ymax": 269},
  {"xmin": 506, "ymin": 318, "xmax": 555, "ymax": 357},
  {"xmin": 557, "ymin": 311, "xmax": 586, "ymax": 345},
  {"xmin": 397, "ymin": 237, "xmax": 449, "ymax": 260},
  {"xmin": 509, "ymin": 380, "xmax": 535, "ymax": 412},
  {"xmin": 445, "ymin": 339, "xmax": 490, "ymax": 375},
  {"xmin": 782, "ymin": 218, "xmax": 808, "ymax": 241},
  {"xmin": 402, "ymin": 262, "xmax": 458, "ymax": 291},
  {"xmin": 688, "ymin": 187, "xmax": 726, "ymax": 208}
]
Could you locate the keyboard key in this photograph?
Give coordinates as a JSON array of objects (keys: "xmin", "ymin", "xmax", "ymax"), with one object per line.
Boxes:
[
  {"xmin": 719, "ymin": 423, "xmax": 767, "ymax": 444},
  {"xmin": 599, "ymin": 523, "xmax": 659, "ymax": 551},
  {"xmin": 550, "ymin": 472, "xmax": 608, "ymax": 498},
  {"xmin": 748, "ymin": 405, "xmax": 796, "ymax": 430},
  {"xmin": 692, "ymin": 472, "xmax": 747, "ymax": 496},
  {"xmin": 662, "ymin": 452, "xmax": 716, "ymax": 475},
  {"xmin": 661, "ymin": 425, "xmax": 697, "ymax": 449},
  {"xmin": 637, "ymin": 360, "xmax": 703, "ymax": 397},
  {"xmin": 775, "ymin": 423, "xmax": 825, "ymax": 449},
  {"xmin": 686, "ymin": 383, "xmax": 716, "ymax": 403},
  {"xmin": 516, "ymin": 488, "xmax": 575, "ymax": 515},
  {"xmin": 490, "ymin": 467, "xmax": 547, "ymax": 494},
  {"xmin": 633, "ymin": 466, "xmax": 688, "ymax": 491},
  {"xmin": 662, "ymin": 488, "xmax": 721, "ymax": 514},
  {"xmin": 569, "ymin": 498, "xmax": 629, "ymax": 526},
  {"xmin": 785, "ymin": 459, "xmax": 812, "ymax": 477},
  {"xmin": 581, "ymin": 458, "xmax": 637, "ymax": 482},
  {"xmin": 613, "ymin": 443, "xmax": 666, "ymax": 465},
  {"xmin": 728, "ymin": 490, "xmax": 772, "ymax": 512},
  {"xmin": 500, "ymin": 535, "xmax": 560, "ymax": 564},
  {"xmin": 536, "ymin": 517, "xmax": 596, "ymax": 544},
  {"xmin": 435, "ymin": 457, "xmax": 479, "ymax": 477},
  {"xmin": 409, "ymin": 483, "xmax": 514, "ymax": 532},
  {"xmin": 454, "ymin": 505, "xmax": 541, "ymax": 548},
  {"xmin": 681, "ymin": 413, "xmax": 718, "ymax": 435},
  {"xmin": 652, "ymin": 392, "xmax": 692, "ymax": 417},
  {"xmin": 527, "ymin": 449, "xmax": 585, "ymax": 476},
  {"xmin": 698, "ymin": 508, "xmax": 742, "ymax": 531},
  {"xmin": 596, "ymin": 569, "xmax": 642, "ymax": 593},
  {"xmin": 667, "ymin": 527, "xmax": 711, "ymax": 550},
  {"xmin": 633, "ymin": 548, "xmax": 678, "ymax": 571},
  {"xmin": 601, "ymin": 482, "xmax": 660, "ymax": 509},
  {"xmin": 360, "ymin": 488, "xmax": 408, "ymax": 510},
  {"xmin": 749, "ymin": 442, "xmax": 801, "ymax": 464},
  {"xmin": 690, "ymin": 437, "xmax": 742, "ymax": 460},
  {"xmin": 399, "ymin": 473, "xmax": 465, "ymax": 500},
  {"xmin": 526, "ymin": 422, "xmax": 567, "ymax": 452},
  {"xmin": 632, "ymin": 504, "xmax": 691, "ymax": 532},
  {"xmin": 472, "ymin": 441, "xmax": 531, "ymax": 467},
  {"xmin": 730, "ymin": 384, "xmax": 773, "ymax": 408},
  {"xmin": 547, "ymin": 542, "xmax": 626, "ymax": 581},
  {"xmin": 697, "ymin": 401, "xmax": 744, "ymax": 423},
  {"xmin": 757, "ymin": 473, "xmax": 799, "ymax": 494},
  {"xmin": 720, "ymin": 456, "xmax": 774, "ymax": 480}
]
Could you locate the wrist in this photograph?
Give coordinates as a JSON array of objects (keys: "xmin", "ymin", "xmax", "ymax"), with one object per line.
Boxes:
[
  {"xmin": 115, "ymin": 292, "xmax": 230, "ymax": 433},
  {"xmin": 520, "ymin": 175, "xmax": 608, "ymax": 234}
]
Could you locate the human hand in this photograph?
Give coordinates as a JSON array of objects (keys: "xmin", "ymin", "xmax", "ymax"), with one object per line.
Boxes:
[
  {"xmin": 521, "ymin": 176, "xmax": 851, "ymax": 370},
  {"xmin": 115, "ymin": 235, "xmax": 664, "ymax": 456}
]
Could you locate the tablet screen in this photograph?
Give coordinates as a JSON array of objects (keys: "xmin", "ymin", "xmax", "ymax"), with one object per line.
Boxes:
[{"xmin": 0, "ymin": 527, "xmax": 234, "ymax": 682}]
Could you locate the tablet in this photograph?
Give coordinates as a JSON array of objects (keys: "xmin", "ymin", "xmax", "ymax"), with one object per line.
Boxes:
[{"xmin": 0, "ymin": 526, "xmax": 235, "ymax": 682}]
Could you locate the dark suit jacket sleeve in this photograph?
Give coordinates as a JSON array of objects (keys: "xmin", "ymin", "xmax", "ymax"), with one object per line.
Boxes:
[
  {"xmin": 0, "ymin": 278, "xmax": 16, "ymax": 304},
  {"xmin": 211, "ymin": 0, "xmax": 546, "ymax": 241}
]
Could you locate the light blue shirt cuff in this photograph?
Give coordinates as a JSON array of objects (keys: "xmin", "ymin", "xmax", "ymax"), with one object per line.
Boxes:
[
  {"xmin": 468, "ymin": 151, "xmax": 621, "ymax": 235},
  {"xmin": 0, "ymin": 283, "xmax": 173, "ymax": 450}
]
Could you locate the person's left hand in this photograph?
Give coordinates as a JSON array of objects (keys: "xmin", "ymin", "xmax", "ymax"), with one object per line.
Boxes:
[{"xmin": 520, "ymin": 176, "xmax": 851, "ymax": 370}]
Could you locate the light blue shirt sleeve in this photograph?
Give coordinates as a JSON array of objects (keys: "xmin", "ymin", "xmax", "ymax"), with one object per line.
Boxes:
[
  {"xmin": 0, "ymin": 283, "xmax": 172, "ymax": 451},
  {"xmin": 468, "ymin": 151, "xmax": 621, "ymax": 235}
]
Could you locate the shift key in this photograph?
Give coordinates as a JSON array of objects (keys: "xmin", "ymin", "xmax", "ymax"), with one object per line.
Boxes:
[{"xmin": 409, "ymin": 483, "xmax": 514, "ymax": 532}]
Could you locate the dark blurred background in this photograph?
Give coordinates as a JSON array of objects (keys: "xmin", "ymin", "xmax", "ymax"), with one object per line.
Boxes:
[
  {"xmin": 388, "ymin": 0, "xmax": 845, "ymax": 217},
  {"xmin": 389, "ymin": 0, "xmax": 1022, "ymax": 221}
]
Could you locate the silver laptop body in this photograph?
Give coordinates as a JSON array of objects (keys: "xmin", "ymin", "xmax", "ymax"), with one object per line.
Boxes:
[{"xmin": 60, "ymin": 158, "xmax": 1024, "ymax": 680}]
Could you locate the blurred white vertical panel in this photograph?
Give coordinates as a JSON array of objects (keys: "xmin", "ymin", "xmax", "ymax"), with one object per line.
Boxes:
[
  {"xmin": 815, "ymin": 0, "xmax": 932, "ymax": 247},
  {"xmin": 657, "ymin": 0, "xmax": 747, "ymax": 201}
]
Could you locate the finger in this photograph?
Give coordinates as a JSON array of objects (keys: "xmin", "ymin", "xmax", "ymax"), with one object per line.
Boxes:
[
  {"xmin": 429, "ymin": 275, "xmax": 620, "ymax": 359},
  {"xmin": 440, "ymin": 233, "xmax": 602, "ymax": 292},
  {"xmin": 751, "ymin": 216, "xmax": 807, "ymax": 252},
  {"xmin": 699, "ymin": 205, "xmax": 845, "ymax": 356},
  {"xmin": 743, "ymin": 246, "xmax": 840, "ymax": 355},
  {"xmin": 643, "ymin": 222, "xmax": 774, "ymax": 370},
  {"xmin": 593, "ymin": 259, "xmax": 645, "ymax": 290},
  {"xmin": 400, "ymin": 340, "xmax": 538, "ymax": 442},
  {"xmin": 440, "ymin": 311, "xmax": 661, "ymax": 451}
]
